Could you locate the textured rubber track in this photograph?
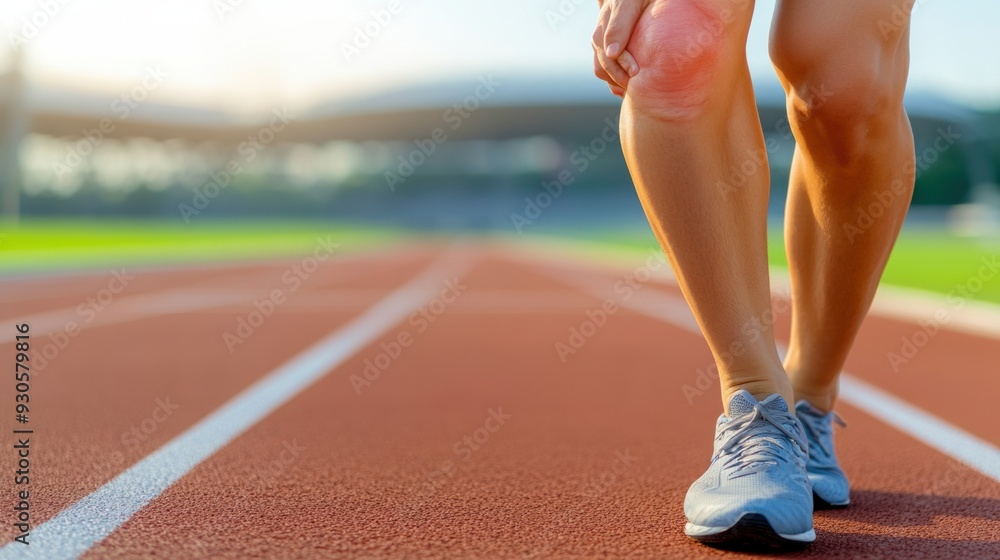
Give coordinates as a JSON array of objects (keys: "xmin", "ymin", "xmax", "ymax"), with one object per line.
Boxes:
[{"xmin": 0, "ymin": 245, "xmax": 996, "ymax": 559}]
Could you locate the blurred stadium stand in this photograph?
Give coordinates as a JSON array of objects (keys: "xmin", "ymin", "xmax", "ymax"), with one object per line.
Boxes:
[{"xmin": 1, "ymin": 52, "xmax": 998, "ymax": 232}]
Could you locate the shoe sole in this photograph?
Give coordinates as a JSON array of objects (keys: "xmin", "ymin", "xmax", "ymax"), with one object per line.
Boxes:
[
  {"xmin": 686, "ymin": 514, "xmax": 815, "ymax": 551},
  {"xmin": 813, "ymin": 492, "xmax": 850, "ymax": 510}
]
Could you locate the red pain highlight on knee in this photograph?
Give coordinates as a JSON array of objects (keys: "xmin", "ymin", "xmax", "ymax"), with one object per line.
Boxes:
[{"xmin": 625, "ymin": 0, "xmax": 733, "ymax": 118}]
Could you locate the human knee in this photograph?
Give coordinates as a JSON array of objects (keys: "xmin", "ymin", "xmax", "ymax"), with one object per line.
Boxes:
[
  {"xmin": 791, "ymin": 74, "xmax": 904, "ymax": 164},
  {"xmin": 771, "ymin": 37, "xmax": 908, "ymax": 165},
  {"xmin": 625, "ymin": 0, "xmax": 752, "ymax": 120}
]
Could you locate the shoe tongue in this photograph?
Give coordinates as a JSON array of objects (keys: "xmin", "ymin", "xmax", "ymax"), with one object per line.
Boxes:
[
  {"xmin": 727, "ymin": 391, "xmax": 788, "ymax": 418},
  {"xmin": 727, "ymin": 390, "xmax": 757, "ymax": 417},
  {"xmin": 760, "ymin": 393, "xmax": 789, "ymax": 413}
]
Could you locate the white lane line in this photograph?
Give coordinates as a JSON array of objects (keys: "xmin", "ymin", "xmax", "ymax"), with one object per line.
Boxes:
[
  {"xmin": 539, "ymin": 265, "xmax": 1000, "ymax": 485},
  {"xmin": 0, "ymin": 251, "xmax": 394, "ymax": 340},
  {"xmin": 0, "ymin": 250, "xmax": 473, "ymax": 560},
  {"xmin": 204, "ymin": 290, "xmax": 601, "ymax": 313},
  {"xmin": 9, "ymin": 290, "xmax": 257, "ymax": 338},
  {"xmin": 504, "ymin": 239, "xmax": 1000, "ymax": 341},
  {"xmin": 9, "ymin": 285, "xmax": 594, "ymax": 341},
  {"xmin": 837, "ymin": 375, "xmax": 1000, "ymax": 482}
]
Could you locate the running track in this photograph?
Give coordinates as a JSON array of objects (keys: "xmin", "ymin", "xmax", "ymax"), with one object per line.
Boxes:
[{"xmin": 1, "ymin": 240, "xmax": 997, "ymax": 559}]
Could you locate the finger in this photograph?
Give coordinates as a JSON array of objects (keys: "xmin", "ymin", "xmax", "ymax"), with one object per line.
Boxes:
[
  {"xmin": 609, "ymin": 84, "xmax": 626, "ymax": 98},
  {"xmin": 593, "ymin": 1, "xmax": 613, "ymax": 55},
  {"xmin": 593, "ymin": 50, "xmax": 625, "ymax": 92},
  {"xmin": 593, "ymin": 39, "xmax": 631, "ymax": 88},
  {"xmin": 592, "ymin": 1, "xmax": 630, "ymax": 88},
  {"xmin": 617, "ymin": 49, "xmax": 639, "ymax": 77},
  {"xmin": 592, "ymin": 7, "xmax": 611, "ymax": 56},
  {"xmin": 593, "ymin": 51, "xmax": 614, "ymax": 84},
  {"xmin": 604, "ymin": 0, "xmax": 644, "ymax": 59}
]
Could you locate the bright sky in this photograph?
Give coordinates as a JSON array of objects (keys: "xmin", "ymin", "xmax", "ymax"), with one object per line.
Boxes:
[{"xmin": 2, "ymin": 0, "xmax": 998, "ymax": 114}]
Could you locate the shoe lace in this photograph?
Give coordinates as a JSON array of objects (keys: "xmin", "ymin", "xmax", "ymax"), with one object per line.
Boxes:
[
  {"xmin": 800, "ymin": 410, "xmax": 846, "ymax": 463},
  {"xmin": 717, "ymin": 402, "xmax": 807, "ymax": 479}
]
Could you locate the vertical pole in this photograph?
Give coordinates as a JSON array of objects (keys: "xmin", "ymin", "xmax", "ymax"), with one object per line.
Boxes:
[{"xmin": 0, "ymin": 49, "xmax": 27, "ymax": 223}]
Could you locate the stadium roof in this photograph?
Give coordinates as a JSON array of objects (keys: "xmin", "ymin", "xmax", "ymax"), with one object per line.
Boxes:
[{"xmin": 13, "ymin": 72, "xmax": 984, "ymax": 145}]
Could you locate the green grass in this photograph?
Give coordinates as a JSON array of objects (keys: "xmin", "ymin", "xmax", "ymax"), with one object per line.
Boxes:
[
  {"xmin": 0, "ymin": 219, "xmax": 401, "ymax": 273},
  {"xmin": 5, "ymin": 220, "xmax": 999, "ymax": 305},
  {"xmin": 768, "ymin": 230, "xmax": 1000, "ymax": 303},
  {"xmin": 547, "ymin": 227, "xmax": 1000, "ymax": 305}
]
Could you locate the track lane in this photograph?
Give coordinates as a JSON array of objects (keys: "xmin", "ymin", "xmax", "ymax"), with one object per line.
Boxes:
[
  {"xmin": 85, "ymin": 254, "xmax": 1000, "ymax": 559},
  {"xmin": 0, "ymin": 250, "xmax": 445, "ymax": 550},
  {"xmin": 0, "ymin": 247, "xmax": 433, "ymax": 347},
  {"xmin": 0, "ymin": 243, "xmax": 423, "ymax": 321},
  {"xmin": 510, "ymin": 249, "xmax": 1000, "ymax": 447}
]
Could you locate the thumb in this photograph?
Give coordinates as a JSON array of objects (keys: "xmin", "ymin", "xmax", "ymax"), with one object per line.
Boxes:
[{"xmin": 604, "ymin": 0, "xmax": 644, "ymax": 58}]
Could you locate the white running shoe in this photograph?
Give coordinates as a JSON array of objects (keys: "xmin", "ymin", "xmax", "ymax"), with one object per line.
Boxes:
[
  {"xmin": 684, "ymin": 391, "xmax": 815, "ymax": 549},
  {"xmin": 796, "ymin": 399, "xmax": 850, "ymax": 508}
]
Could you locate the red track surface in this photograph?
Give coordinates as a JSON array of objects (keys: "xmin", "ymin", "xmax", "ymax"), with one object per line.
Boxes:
[{"xmin": 1, "ymin": 242, "xmax": 998, "ymax": 559}]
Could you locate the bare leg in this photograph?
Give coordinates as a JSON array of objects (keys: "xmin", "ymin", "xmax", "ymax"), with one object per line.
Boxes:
[
  {"xmin": 770, "ymin": 0, "xmax": 916, "ymax": 411},
  {"xmin": 620, "ymin": 0, "xmax": 791, "ymax": 413}
]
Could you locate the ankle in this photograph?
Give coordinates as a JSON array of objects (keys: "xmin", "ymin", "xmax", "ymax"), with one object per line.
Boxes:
[
  {"xmin": 721, "ymin": 371, "xmax": 794, "ymax": 416},
  {"xmin": 784, "ymin": 358, "xmax": 839, "ymax": 413},
  {"xmin": 791, "ymin": 383, "xmax": 838, "ymax": 413}
]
